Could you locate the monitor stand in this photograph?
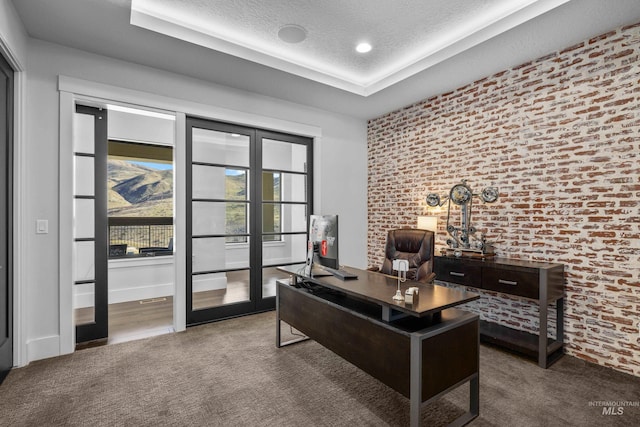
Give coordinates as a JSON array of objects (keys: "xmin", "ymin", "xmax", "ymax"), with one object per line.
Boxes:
[{"xmin": 310, "ymin": 265, "xmax": 333, "ymax": 277}]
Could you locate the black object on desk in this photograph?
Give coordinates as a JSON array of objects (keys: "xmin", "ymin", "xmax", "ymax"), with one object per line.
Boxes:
[
  {"xmin": 311, "ymin": 264, "xmax": 358, "ymax": 280},
  {"xmin": 276, "ymin": 264, "xmax": 480, "ymax": 427}
]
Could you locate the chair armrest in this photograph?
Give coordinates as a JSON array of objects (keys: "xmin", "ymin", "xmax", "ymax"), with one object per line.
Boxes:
[{"xmin": 422, "ymin": 272, "xmax": 436, "ymax": 283}]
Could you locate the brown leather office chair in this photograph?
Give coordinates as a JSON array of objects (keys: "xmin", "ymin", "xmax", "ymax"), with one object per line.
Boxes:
[{"xmin": 373, "ymin": 228, "xmax": 436, "ymax": 283}]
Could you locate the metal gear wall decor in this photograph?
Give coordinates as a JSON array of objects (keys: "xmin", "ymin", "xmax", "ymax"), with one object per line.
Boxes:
[{"xmin": 426, "ymin": 179, "xmax": 499, "ymax": 256}]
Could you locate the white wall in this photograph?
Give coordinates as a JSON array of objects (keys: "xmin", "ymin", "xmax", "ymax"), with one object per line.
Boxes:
[
  {"xmin": 73, "ymin": 257, "xmax": 175, "ymax": 308},
  {"xmin": 108, "ymin": 109, "xmax": 175, "ymax": 146},
  {"xmin": 22, "ymin": 38, "xmax": 367, "ymax": 363},
  {"xmin": 0, "ymin": 0, "xmax": 28, "ymax": 68}
]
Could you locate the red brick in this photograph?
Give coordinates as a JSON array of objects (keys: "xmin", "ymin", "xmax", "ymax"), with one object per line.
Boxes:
[{"xmin": 367, "ymin": 21, "xmax": 640, "ymax": 377}]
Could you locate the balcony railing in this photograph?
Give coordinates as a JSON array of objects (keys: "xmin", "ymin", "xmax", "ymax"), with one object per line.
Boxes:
[{"xmin": 109, "ymin": 217, "xmax": 173, "ymax": 257}]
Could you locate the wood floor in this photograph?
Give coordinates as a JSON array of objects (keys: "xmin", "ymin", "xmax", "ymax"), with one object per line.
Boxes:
[
  {"xmin": 108, "ymin": 297, "xmax": 174, "ymax": 344},
  {"xmin": 75, "ymin": 297, "xmax": 175, "ymax": 348},
  {"xmin": 192, "ymin": 267, "xmax": 288, "ymax": 309},
  {"xmin": 75, "ymin": 267, "xmax": 290, "ymax": 348}
]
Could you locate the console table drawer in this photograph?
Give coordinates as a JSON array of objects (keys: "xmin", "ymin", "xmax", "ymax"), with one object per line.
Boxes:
[
  {"xmin": 482, "ymin": 268, "xmax": 539, "ymax": 299},
  {"xmin": 434, "ymin": 258, "xmax": 481, "ymax": 287}
]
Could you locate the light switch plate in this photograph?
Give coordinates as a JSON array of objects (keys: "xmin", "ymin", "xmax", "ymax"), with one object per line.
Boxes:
[{"xmin": 36, "ymin": 219, "xmax": 48, "ymax": 234}]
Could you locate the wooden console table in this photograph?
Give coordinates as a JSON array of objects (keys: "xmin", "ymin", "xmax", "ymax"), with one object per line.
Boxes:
[
  {"xmin": 276, "ymin": 265, "xmax": 480, "ymax": 427},
  {"xmin": 434, "ymin": 255, "xmax": 565, "ymax": 368}
]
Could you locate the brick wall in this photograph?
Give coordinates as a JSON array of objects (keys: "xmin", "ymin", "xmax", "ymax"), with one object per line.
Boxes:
[{"xmin": 367, "ymin": 22, "xmax": 640, "ymax": 376}]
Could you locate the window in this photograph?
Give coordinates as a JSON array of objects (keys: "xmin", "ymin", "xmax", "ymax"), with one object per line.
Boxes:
[
  {"xmin": 224, "ymin": 170, "xmax": 282, "ymax": 243},
  {"xmin": 262, "ymin": 172, "xmax": 282, "ymax": 242},
  {"xmin": 225, "ymin": 168, "xmax": 248, "ymax": 243},
  {"xmin": 107, "ymin": 141, "xmax": 173, "ymax": 256}
]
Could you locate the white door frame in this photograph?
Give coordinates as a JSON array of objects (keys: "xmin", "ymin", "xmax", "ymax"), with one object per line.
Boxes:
[
  {"xmin": 0, "ymin": 36, "xmax": 26, "ymax": 368},
  {"xmin": 58, "ymin": 76, "xmax": 322, "ymax": 355}
]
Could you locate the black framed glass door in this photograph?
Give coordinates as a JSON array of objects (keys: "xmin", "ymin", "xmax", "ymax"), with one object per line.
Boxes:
[
  {"xmin": 0, "ymin": 51, "xmax": 13, "ymax": 382},
  {"xmin": 186, "ymin": 118, "xmax": 312, "ymax": 325},
  {"xmin": 73, "ymin": 105, "xmax": 109, "ymax": 343},
  {"xmin": 257, "ymin": 131, "xmax": 312, "ymax": 310}
]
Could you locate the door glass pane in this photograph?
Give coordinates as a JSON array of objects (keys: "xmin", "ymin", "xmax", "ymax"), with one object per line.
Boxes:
[
  {"xmin": 74, "ymin": 241, "xmax": 95, "ymax": 281},
  {"xmin": 262, "ymin": 203, "xmax": 306, "ymax": 235},
  {"xmin": 192, "ymin": 201, "xmax": 248, "ymax": 237},
  {"xmin": 193, "ymin": 166, "xmax": 249, "ymax": 200},
  {"xmin": 262, "ymin": 172, "xmax": 280, "ymax": 202},
  {"xmin": 74, "ymin": 282, "xmax": 95, "ymax": 325},
  {"xmin": 263, "ymin": 233, "xmax": 307, "ymax": 265},
  {"xmin": 73, "ymin": 114, "xmax": 95, "ymax": 154},
  {"xmin": 262, "ymin": 139, "xmax": 306, "ymax": 172},
  {"xmin": 278, "ymin": 203, "xmax": 307, "ymax": 233},
  {"xmin": 262, "ymin": 203, "xmax": 281, "ymax": 238},
  {"xmin": 262, "ymin": 266, "xmax": 291, "ymax": 299},
  {"xmin": 280, "ymin": 173, "xmax": 306, "ymax": 202},
  {"xmin": 192, "ymin": 270, "xmax": 250, "ymax": 310},
  {"xmin": 226, "ymin": 202, "xmax": 249, "ymax": 242},
  {"xmin": 74, "ymin": 156, "xmax": 94, "ymax": 196},
  {"xmin": 192, "ymin": 237, "xmax": 250, "ymax": 273},
  {"xmin": 74, "ymin": 199, "xmax": 95, "ymax": 239},
  {"xmin": 192, "ymin": 128, "xmax": 249, "ymax": 167}
]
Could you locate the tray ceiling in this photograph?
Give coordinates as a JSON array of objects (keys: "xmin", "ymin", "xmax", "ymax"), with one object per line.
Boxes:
[
  {"xmin": 130, "ymin": 0, "xmax": 570, "ymax": 96},
  {"xmin": 11, "ymin": 0, "xmax": 640, "ymax": 119}
]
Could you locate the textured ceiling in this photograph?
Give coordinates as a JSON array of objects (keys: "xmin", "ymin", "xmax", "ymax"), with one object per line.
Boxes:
[
  {"xmin": 130, "ymin": 0, "xmax": 571, "ymax": 95},
  {"xmin": 10, "ymin": 0, "xmax": 640, "ymax": 119}
]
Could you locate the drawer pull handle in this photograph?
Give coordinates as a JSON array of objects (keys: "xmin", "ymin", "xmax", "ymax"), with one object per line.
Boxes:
[
  {"xmin": 498, "ymin": 279, "xmax": 518, "ymax": 286},
  {"xmin": 450, "ymin": 272, "xmax": 465, "ymax": 277}
]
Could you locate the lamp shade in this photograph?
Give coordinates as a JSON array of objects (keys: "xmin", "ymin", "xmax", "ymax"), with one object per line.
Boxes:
[{"xmin": 417, "ymin": 216, "xmax": 438, "ymax": 232}]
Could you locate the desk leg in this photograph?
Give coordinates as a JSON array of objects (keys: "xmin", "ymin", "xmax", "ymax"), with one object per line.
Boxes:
[
  {"xmin": 470, "ymin": 374, "xmax": 479, "ymax": 419},
  {"xmin": 276, "ymin": 316, "xmax": 282, "ymax": 348},
  {"xmin": 410, "ymin": 334, "xmax": 422, "ymax": 427},
  {"xmin": 276, "ymin": 284, "xmax": 309, "ymax": 348},
  {"xmin": 539, "ymin": 271, "xmax": 549, "ymax": 368},
  {"xmin": 276, "ymin": 285, "xmax": 282, "ymax": 348},
  {"xmin": 539, "ymin": 302, "xmax": 548, "ymax": 368},
  {"xmin": 556, "ymin": 297, "xmax": 564, "ymax": 346}
]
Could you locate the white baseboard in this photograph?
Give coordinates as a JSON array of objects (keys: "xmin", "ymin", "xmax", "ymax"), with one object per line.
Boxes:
[
  {"xmin": 193, "ymin": 275, "xmax": 227, "ymax": 292},
  {"xmin": 74, "ymin": 277, "xmax": 227, "ymax": 308},
  {"xmin": 108, "ymin": 283, "xmax": 175, "ymax": 304},
  {"xmin": 74, "ymin": 282, "xmax": 174, "ymax": 308},
  {"xmin": 26, "ymin": 335, "xmax": 60, "ymax": 363}
]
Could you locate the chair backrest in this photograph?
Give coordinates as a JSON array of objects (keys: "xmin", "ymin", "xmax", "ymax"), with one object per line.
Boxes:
[
  {"xmin": 380, "ymin": 228, "xmax": 434, "ymax": 282},
  {"xmin": 109, "ymin": 244, "xmax": 127, "ymax": 257}
]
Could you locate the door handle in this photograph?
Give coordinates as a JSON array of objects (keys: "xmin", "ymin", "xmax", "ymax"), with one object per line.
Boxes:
[
  {"xmin": 450, "ymin": 271, "xmax": 465, "ymax": 277},
  {"xmin": 498, "ymin": 279, "xmax": 518, "ymax": 286}
]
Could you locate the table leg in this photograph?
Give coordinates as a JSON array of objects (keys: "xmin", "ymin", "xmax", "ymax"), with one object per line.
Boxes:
[
  {"xmin": 410, "ymin": 334, "xmax": 422, "ymax": 427},
  {"xmin": 276, "ymin": 286, "xmax": 282, "ymax": 348}
]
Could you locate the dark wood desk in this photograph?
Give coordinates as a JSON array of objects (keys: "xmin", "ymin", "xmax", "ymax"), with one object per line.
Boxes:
[{"xmin": 276, "ymin": 265, "xmax": 481, "ymax": 427}]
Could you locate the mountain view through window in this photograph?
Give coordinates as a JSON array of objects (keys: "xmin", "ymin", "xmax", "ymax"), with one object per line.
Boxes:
[
  {"xmin": 108, "ymin": 159, "xmax": 173, "ymax": 217},
  {"xmin": 108, "ymin": 158, "xmax": 173, "ymax": 256}
]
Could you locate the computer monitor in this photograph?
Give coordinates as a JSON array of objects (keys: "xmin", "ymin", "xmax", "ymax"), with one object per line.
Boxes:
[{"xmin": 308, "ymin": 214, "xmax": 339, "ymax": 270}]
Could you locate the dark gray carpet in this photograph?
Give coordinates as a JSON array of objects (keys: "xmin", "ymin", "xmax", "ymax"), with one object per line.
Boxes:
[{"xmin": 1, "ymin": 311, "xmax": 639, "ymax": 426}]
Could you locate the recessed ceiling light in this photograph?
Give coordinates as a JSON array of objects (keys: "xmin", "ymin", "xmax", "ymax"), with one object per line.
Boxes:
[
  {"xmin": 356, "ymin": 42, "xmax": 372, "ymax": 53},
  {"xmin": 278, "ymin": 25, "xmax": 307, "ymax": 44}
]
